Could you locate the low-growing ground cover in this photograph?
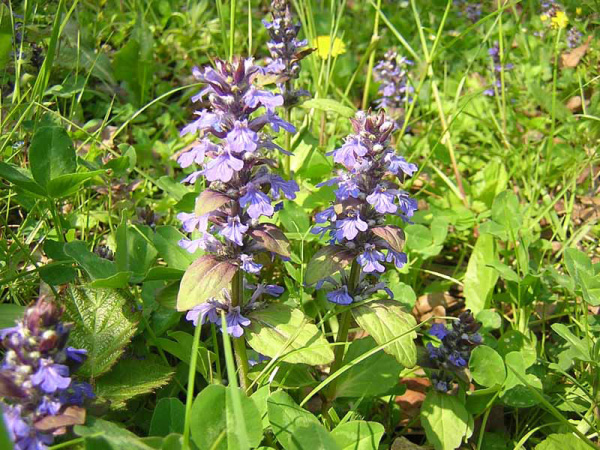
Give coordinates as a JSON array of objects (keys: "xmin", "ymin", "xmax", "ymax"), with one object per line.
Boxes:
[{"xmin": 0, "ymin": 0, "xmax": 599, "ymax": 449}]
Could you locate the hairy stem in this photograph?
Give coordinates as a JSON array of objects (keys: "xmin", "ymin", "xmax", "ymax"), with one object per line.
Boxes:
[{"xmin": 231, "ymin": 270, "xmax": 251, "ymax": 392}]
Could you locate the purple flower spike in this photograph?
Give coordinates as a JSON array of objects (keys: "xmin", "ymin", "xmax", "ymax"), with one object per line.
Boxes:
[
  {"xmin": 186, "ymin": 302, "xmax": 220, "ymax": 326},
  {"xmin": 240, "ymin": 184, "xmax": 275, "ymax": 219},
  {"xmin": 335, "ymin": 210, "xmax": 368, "ymax": 241},
  {"xmin": 220, "ymin": 216, "xmax": 249, "ymax": 246},
  {"xmin": 367, "ymin": 185, "xmax": 398, "ymax": 214},
  {"xmin": 357, "ymin": 244, "xmax": 386, "ymax": 273},
  {"xmin": 31, "ymin": 360, "xmax": 71, "ymax": 393},
  {"xmin": 326, "ymin": 286, "xmax": 353, "ymax": 305},
  {"xmin": 203, "ymin": 151, "xmax": 244, "ymax": 183},
  {"xmin": 227, "ymin": 120, "xmax": 259, "ymax": 154},
  {"xmin": 329, "ymin": 136, "xmax": 367, "ymax": 170},
  {"xmin": 224, "ymin": 306, "xmax": 251, "ymax": 338},
  {"xmin": 240, "ymin": 254, "xmax": 263, "ymax": 274}
]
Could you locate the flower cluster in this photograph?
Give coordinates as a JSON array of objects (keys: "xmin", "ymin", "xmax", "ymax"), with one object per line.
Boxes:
[
  {"xmin": 484, "ymin": 42, "xmax": 513, "ymax": 97},
  {"xmin": 454, "ymin": 0, "xmax": 483, "ymax": 23},
  {"xmin": 372, "ymin": 50, "xmax": 414, "ymax": 127},
  {"xmin": 540, "ymin": 1, "xmax": 568, "ymax": 29},
  {"xmin": 312, "ymin": 110, "xmax": 418, "ymax": 304},
  {"xmin": 426, "ymin": 311, "xmax": 482, "ymax": 392},
  {"xmin": 567, "ymin": 27, "xmax": 582, "ymax": 48},
  {"xmin": 185, "ymin": 284, "xmax": 283, "ymax": 337},
  {"xmin": 177, "ymin": 57, "xmax": 297, "ymax": 334},
  {"xmin": 263, "ymin": 0, "xmax": 312, "ymax": 106},
  {"xmin": 0, "ymin": 299, "xmax": 94, "ymax": 450}
]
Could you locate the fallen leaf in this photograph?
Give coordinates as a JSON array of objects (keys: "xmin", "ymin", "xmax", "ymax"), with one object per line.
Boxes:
[
  {"xmin": 561, "ymin": 36, "xmax": 592, "ymax": 68},
  {"xmin": 35, "ymin": 406, "xmax": 86, "ymax": 431}
]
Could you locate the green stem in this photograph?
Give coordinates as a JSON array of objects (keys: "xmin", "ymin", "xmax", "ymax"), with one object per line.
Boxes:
[
  {"xmin": 361, "ymin": 0, "xmax": 382, "ymax": 110},
  {"xmin": 284, "ymin": 106, "xmax": 292, "ymax": 177},
  {"xmin": 229, "ymin": 0, "xmax": 236, "ymax": 61},
  {"xmin": 182, "ymin": 321, "xmax": 202, "ymax": 450},
  {"xmin": 49, "ymin": 199, "xmax": 65, "ymax": 243},
  {"xmin": 231, "ymin": 270, "xmax": 251, "ymax": 392},
  {"xmin": 322, "ymin": 260, "xmax": 361, "ymax": 417}
]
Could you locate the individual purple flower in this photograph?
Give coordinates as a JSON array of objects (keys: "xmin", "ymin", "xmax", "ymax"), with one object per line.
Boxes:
[
  {"xmin": 30, "ymin": 361, "xmax": 71, "ymax": 394},
  {"xmin": 227, "ymin": 120, "xmax": 259, "ymax": 154},
  {"xmin": 59, "ymin": 382, "xmax": 95, "ymax": 406},
  {"xmin": 335, "ymin": 210, "xmax": 368, "ymax": 241},
  {"xmin": 240, "ymin": 184, "xmax": 274, "ymax": 219},
  {"xmin": 264, "ymin": 284, "xmax": 284, "ymax": 297},
  {"xmin": 177, "ymin": 212, "xmax": 209, "ymax": 233},
  {"xmin": 65, "ymin": 347, "xmax": 87, "ymax": 364},
  {"xmin": 266, "ymin": 112, "xmax": 296, "ymax": 133},
  {"xmin": 225, "ymin": 307, "xmax": 251, "ymax": 338},
  {"xmin": 203, "ymin": 151, "xmax": 244, "ymax": 183},
  {"xmin": 243, "ymin": 87, "xmax": 284, "ymax": 112},
  {"xmin": 180, "ymin": 111, "xmax": 221, "ymax": 137},
  {"xmin": 449, "ymin": 352, "xmax": 467, "ymax": 368},
  {"xmin": 220, "ymin": 216, "xmax": 249, "ymax": 246},
  {"xmin": 357, "ymin": 244, "xmax": 385, "ymax": 273},
  {"xmin": 186, "ymin": 302, "xmax": 220, "ymax": 326},
  {"xmin": 386, "ymin": 250, "xmax": 407, "ymax": 269},
  {"xmin": 326, "ymin": 286, "xmax": 353, "ymax": 305},
  {"xmin": 429, "ymin": 323, "xmax": 450, "ymax": 340},
  {"xmin": 385, "ymin": 154, "xmax": 418, "ymax": 177},
  {"xmin": 397, "ymin": 191, "xmax": 418, "ymax": 219},
  {"xmin": 335, "ymin": 176, "xmax": 360, "ymax": 200},
  {"xmin": 315, "ymin": 207, "xmax": 336, "ymax": 224},
  {"xmin": 181, "ymin": 170, "xmax": 204, "ymax": 185},
  {"xmin": 269, "ymin": 175, "xmax": 299, "ymax": 199},
  {"xmin": 240, "ymin": 254, "xmax": 263, "ymax": 274},
  {"xmin": 367, "ymin": 185, "xmax": 397, "ymax": 214},
  {"xmin": 37, "ymin": 397, "xmax": 62, "ymax": 416},
  {"xmin": 328, "ymin": 136, "xmax": 367, "ymax": 169}
]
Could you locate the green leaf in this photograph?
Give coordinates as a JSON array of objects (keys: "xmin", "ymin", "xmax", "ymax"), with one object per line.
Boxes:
[
  {"xmin": 194, "ymin": 189, "xmax": 232, "ymax": 216},
  {"xmin": 564, "ymin": 248, "xmax": 593, "ymax": 279},
  {"xmin": 246, "ymin": 304, "xmax": 334, "ymax": 365},
  {"xmin": 46, "ymin": 170, "xmax": 104, "ymax": 198},
  {"xmin": 579, "ymin": 270, "xmax": 600, "ymax": 306},
  {"xmin": 564, "ymin": 248, "xmax": 600, "ymax": 305},
  {"xmin": 0, "ymin": 304, "xmax": 24, "ymax": 330},
  {"xmin": 486, "ymin": 260, "xmax": 520, "ymax": 283},
  {"xmin": 501, "ymin": 351, "xmax": 542, "ymax": 408},
  {"xmin": 301, "ymin": 98, "xmax": 355, "ymax": 118},
  {"xmin": 476, "ymin": 310, "xmax": 502, "ymax": 332},
  {"xmin": 497, "ymin": 330, "xmax": 537, "ymax": 367},
  {"xmin": 268, "ymin": 390, "xmax": 340, "ymax": 450},
  {"xmin": 469, "ymin": 346, "xmax": 506, "ymax": 388},
  {"xmin": 0, "ymin": 162, "xmax": 47, "ymax": 196},
  {"xmin": 405, "ymin": 224, "xmax": 433, "ymax": 251},
  {"xmin": 63, "ymin": 286, "xmax": 139, "ymax": 378},
  {"xmin": 371, "ymin": 226, "xmax": 406, "ymax": 253},
  {"xmin": 153, "ymin": 226, "xmax": 197, "ymax": 270},
  {"xmin": 491, "ymin": 191, "xmax": 522, "ymax": 235},
  {"xmin": 176, "ymin": 255, "xmax": 237, "ymax": 311},
  {"xmin": 352, "ymin": 300, "xmax": 417, "ymax": 367},
  {"xmin": 463, "ymin": 233, "xmax": 498, "ymax": 314},
  {"xmin": 95, "ymin": 356, "xmax": 173, "ymax": 409},
  {"xmin": 335, "ymin": 337, "xmax": 403, "ymax": 398},
  {"xmin": 149, "ymin": 398, "xmax": 185, "ymax": 437},
  {"xmin": 331, "ymin": 421, "xmax": 385, "ymax": 450},
  {"xmin": 116, "ymin": 222, "xmax": 158, "ymax": 278},
  {"xmin": 63, "ymin": 240, "xmax": 131, "ymax": 287},
  {"xmin": 154, "ymin": 331, "xmax": 214, "ymax": 380},
  {"xmin": 551, "ymin": 324, "xmax": 591, "ymax": 362},
  {"xmin": 0, "ymin": 406, "xmax": 12, "ymax": 450},
  {"xmin": 190, "ymin": 384, "xmax": 263, "ymax": 450},
  {"xmin": 421, "ymin": 391, "xmax": 470, "ymax": 450},
  {"xmin": 279, "ymin": 201, "xmax": 311, "ymax": 235},
  {"xmin": 75, "ymin": 417, "xmax": 155, "ymax": 450},
  {"xmin": 29, "ymin": 125, "xmax": 77, "ymax": 188},
  {"xmin": 535, "ymin": 433, "xmax": 591, "ymax": 450},
  {"xmin": 248, "ymin": 223, "xmax": 291, "ymax": 258},
  {"xmin": 305, "ymin": 245, "xmax": 354, "ymax": 285}
]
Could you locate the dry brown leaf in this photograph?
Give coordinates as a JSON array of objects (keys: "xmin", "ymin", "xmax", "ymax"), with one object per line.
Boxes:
[
  {"xmin": 566, "ymin": 96, "xmax": 583, "ymax": 112},
  {"xmin": 34, "ymin": 406, "xmax": 86, "ymax": 431},
  {"xmin": 561, "ymin": 36, "xmax": 592, "ymax": 68}
]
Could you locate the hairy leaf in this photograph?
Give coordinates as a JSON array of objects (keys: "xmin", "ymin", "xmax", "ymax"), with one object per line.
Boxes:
[
  {"xmin": 246, "ymin": 304, "xmax": 334, "ymax": 365},
  {"xmin": 305, "ymin": 245, "xmax": 354, "ymax": 285},
  {"xmin": 352, "ymin": 300, "xmax": 417, "ymax": 367},
  {"xmin": 63, "ymin": 286, "xmax": 139, "ymax": 378},
  {"xmin": 176, "ymin": 255, "xmax": 237, "ymax": 311}
]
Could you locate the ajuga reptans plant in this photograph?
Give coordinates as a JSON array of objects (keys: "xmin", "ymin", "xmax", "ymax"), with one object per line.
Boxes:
[
  {"xmin": 373, "ymin": 50, "xmax": 414, "ymax": 129},
  {"xmin": 1, "ymin": 299, "xmax": 94, "ymax": 450},
  {"xmin": 484, "ymin": 42, "xmax": 513, "ymax": 97}
]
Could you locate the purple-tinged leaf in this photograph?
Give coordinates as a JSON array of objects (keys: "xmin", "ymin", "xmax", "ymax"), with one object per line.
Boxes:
[
  {"xmin": 194, "ymin": 189, "xmax": 232, "ymax": 216},
  {"xmin": 35, "ymin": 406, "xmax": 86, "ymax": 431},
  {"xmin": 371, "ymin": 226, "xmax": 406, "ymax": 253},
  {"xmin": 248, "ymin": 224, "xmax": 291, "ymax": 258},
  {"xmin": 305, "ymin": 245, "xmax": 355, "ymax": 285},
  {"xmin": 176, "ymin": 256, "xmax": 237, "ymax": 311}
]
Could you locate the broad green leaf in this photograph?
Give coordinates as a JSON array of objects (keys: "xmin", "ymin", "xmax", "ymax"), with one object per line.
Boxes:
[
  {"xmin": 154, "ymin": 331, "xmax": 214, "ymax": 380},
  {"xmin": 564, "ymin": 248, "xmax": 593, "ymax": 279},
  {"xmin": 64, "ymin": 240, "xmax": 131, "ymax": 287},
  {"xmin": 140, "ymin": 434, "xmax": 183, "ymax": 450},
  {"xmin": 153, "ymin": 226, "xmax": 197, "ymax": 270},
  {"xmin": 551, "ymin": 324, "xmax": 591, "ymax": 362},
  {"xmin": 463, "ymin": 233, "xmax": 498, "ymax": 314},
  {"xmin": 116, "ymin": 222, "xmax": 158, "ymax": 278},
  {"xmin": 535, "ymin": 433, "xmax": 590, "ymax": 450},
  {"xmin": 176, "ymin": 255, "xmax": 237, "ymax": 311},
  {"xmin": 250, "ymin": 386, "xmax": 271, "ymax": 430},
  {"xmin": 46, "ymin": 170, "xmax": 104, "ymax": 198},
  {"xmin": 95, "ymin": 356, "xmax": 173, "ymax": 409},
  {"xmin": 491, "ymin": 191, "xmax": 521, "ymax": 235},
  {"xmin": 63, "ymin": 286, "xmax": 139, "ymax": 378},
  {"xmin": 421, "ymin": 391, "xmax": 470, "ymax": 450},
  {"xmin": 0, "ymin": 304, "xmax": 24, "ymax": 329},
  {"xmin": 190, "ymin": 384, "xmax": 262, "ymax": 450},
  {"xmin": 469, "ymin": 346, "xmax": 506, "ymax": 387},
  {"xmin": 476, "ymin": 310, "xmax": 502, "ymax": 332},
  {"xmin": 149, "ymin": 398, "xmax": 185, "ymax": 437},
  {"xmin": 29, "ymin": 125, "xmax": 76, "ymax": 188},
  {"xmin": 301, "ymin": 98, "xmax": 355, "ymax": 118},
  {"xmin": 335, "ymin": 337, "xmax": 402, "ymax": 398},
  {"xmin": 497, "ymin": 330, "xmax": 536, "ymax": 367},
  {"xmin": 486, "ymin": 260, "xmax": 520, "ymax": 282},
  {"xmin": 352, "ymin": 300, "xmax": 417, "ymax": 367},
  {"xmin": 579, "ymin": 270, "xmax": 600, "ymax": 306},
  {"xmin": 501, "ymin": 351, "xmax": 542, "ymax": 408},
  {"xmin": 405, "ymin": 224, "xmax": 433, "ymax": 251},
  {"xmin": 248, "ymin": 223, "xmax": 291, "ymax": 258},
  {"xmin": 471, "ymin": 158, "xmax": 508, "ymax": 208},
  {"xmin": 246, "ymin": 304, "xmax": 334, "ymax": 365},
  {"xmin": 563, "ymin": 248, "xmax": 600, "ymax": 305},
  {"xmin": 279, "ymin": 201, "xmax": 311, "ymax": 234},
  {"xmin": 39, "ymin": 263, "xmax": 77, "ymax": 285},
  {"xmin": 268, "ymin": 390, "xmax": 340, "ymax": 450},
  {"xmin": 194, "ymin": 189, "xmax": 232, "ymax": 216},
  {"xmin": 305, "ymin": 245, "xmax": 354, "ymax": 285},
  {"xmin": 75, "ymin": 417, "xmax": 155, "ymax": 450},
  {"xmin": 331, "ymin": 421, "xmax": 385, "ymax": 450},
  {"xmin": 0, "ymin": 162, "xmax": 47, "ymax": 196}
]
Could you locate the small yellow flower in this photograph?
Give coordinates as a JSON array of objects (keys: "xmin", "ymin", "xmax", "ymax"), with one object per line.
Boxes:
[
  {"xmin": 540, "ymin": 14, "xmax": 549, "ymax": 22},
  {"xmin": 576, "ymin": 7, "xmax": 582, "ymax": 15},
  {"xmin": 551, "ymin": 11, "xmax": 569, "ymax": 29},
  {"xmin": 313, "ymin": 36, "xmax": 346, "ymax": 59}
]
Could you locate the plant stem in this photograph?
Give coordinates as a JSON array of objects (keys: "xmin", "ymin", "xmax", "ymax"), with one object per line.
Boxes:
[
  {"xmin": 182, "ymin": 320, "xmax": 202, "ymax": 450},
  {"xmin": 361, "ymin": 0, "xmax": 382, "ymax": 110},
  {"xmin": 231, "ymin": 270, "xmax": 251, "ymax": 392},
  {"xmin": 284, "ymin": 106, "xmax": 292, "ymax": 177},
  {"xmin": 322, "ymin": 260, "xmax": 361, "ymax": 416}
]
